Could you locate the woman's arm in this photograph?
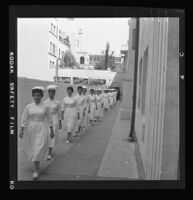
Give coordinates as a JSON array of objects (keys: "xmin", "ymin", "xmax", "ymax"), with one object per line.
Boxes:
[
  {"xmin": 46, "ymin": 106, "xmax": 54, "ymax": 138},
  {"xmin": 57, "ymin": 102, "xmax": 62, "ymax": 129},
  {"xmin": 19, "ymin": 105, "xmax": 29, "ymax": 138},
  {"xmin": 61, "ymin": 99, "xmax": 65, "ymax": 120}
]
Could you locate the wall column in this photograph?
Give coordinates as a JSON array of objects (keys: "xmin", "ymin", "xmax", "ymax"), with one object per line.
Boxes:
[{"xmin": 120, "ymin": 19, "xmax": 136, "ymax": 120}]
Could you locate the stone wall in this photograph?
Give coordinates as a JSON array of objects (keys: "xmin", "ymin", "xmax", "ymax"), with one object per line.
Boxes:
[
  {"xmin": 120, "ymin": 19, "xmax": 136, "ymax": 120},
  {"xmin": 134, "ymin": 18, "xmax": 179, "ymax": 180}
]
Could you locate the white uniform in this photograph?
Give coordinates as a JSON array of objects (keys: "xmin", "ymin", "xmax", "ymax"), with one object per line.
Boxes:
[
  {"xmin": 20, "ymin": 102, "xmax": 52, "ymax": 162},
  {"xmin": 61, "ymin": 96, "xmax": 77, "ymax": 133},
  {"xmin": 113, "ymin": 91, "xmax": 117, "ymax": 105},
  {"xmin": 103, "ymin": 93, "xmax": 109, "ymax": 109},
  {"xmin": 109, "ymin": 92, "xmax": 114, "ymax": 107},
  {"xmin": 44, "ymin": 99, "xmax": 62, "ymax": 148},
  {"xmin": 88, "ymin": 94, "xmax": 96, "ymax": 120},
  {"xmin": 74, "ymin": 94, "xmax": 87, "ymax": 131},
  {"xmin": 83, "ymin": 94, "xmax": 89, "ymax": 129},
  {"xmin": 96, "ymin": 94, "xmax": 104, "ymax": 118}
]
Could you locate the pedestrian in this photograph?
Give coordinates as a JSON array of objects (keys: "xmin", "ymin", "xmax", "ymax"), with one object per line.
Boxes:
[
  {"xmin": 95, "ymin": 89, "xmax": 104, "ymax": 120},
  {"xmin": 88, "ymin": 88, "xmax": 97, "ymax": 126},
  {"xmin": 113, "ymin": 89, "xmax": 117, "ymax": 105},
  {"xmin": 74, "ymin": 86, "xmax": 86, "ymax": 136},
  {"xmin": 44, "ymin": 85, "xmax": 62, "ymax": 160},
  {"xmin": 82, "ymin": 86, "xmax": 89, "ymax": 132},
  {"xmin": 103, "ymin": 89, "xmax": 109, "ymax": 113},
  {"xmin": 19, "ymin": 86, "xmax": 54, "ymax": 180},
  {"xmin": 61, "ymin": 86, "xmax": 77, "ymax": 143},
  {"xmin": 109, "ymin": 89, "xmax": 114, "ymax": 108}
]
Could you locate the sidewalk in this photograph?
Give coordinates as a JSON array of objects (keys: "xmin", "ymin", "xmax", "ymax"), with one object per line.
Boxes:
[
  {"xmin": 18, "ymin": 101, "xmax": 140, "ymax": 180},
  {"xmin": 39, "ymin": 102, "xmax": 121, "ymax": 180},
  {"xmin": 97, "ymin": 110, "xmax": 138, "ymax": 179},
  {"xmin": 18, "ymin": 131, "xmax": 73, "ymax": 180}
]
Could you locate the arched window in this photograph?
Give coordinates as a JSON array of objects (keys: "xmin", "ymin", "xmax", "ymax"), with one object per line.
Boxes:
[{"xmin": 80, "ymin": 56, "xmax": 85, "ymax": 64}]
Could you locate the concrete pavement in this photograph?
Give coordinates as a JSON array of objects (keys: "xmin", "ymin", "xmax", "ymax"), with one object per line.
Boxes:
[{"xmin": 18, "ymin": 101, "xmax": 140, "ymax": 180}]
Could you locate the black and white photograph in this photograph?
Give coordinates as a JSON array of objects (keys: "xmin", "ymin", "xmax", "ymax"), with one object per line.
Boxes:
[{"xmin": 9, "ymin": 5, "xmax": 185, "ymax": 189}]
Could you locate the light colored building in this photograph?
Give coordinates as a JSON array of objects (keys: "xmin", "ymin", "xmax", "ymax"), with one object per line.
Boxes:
[
  {"xmin": 121, "ymin": 18, "xmax": 180, "ymax": 180},
  {"xmin": 56, "ymin": 68, "xmax": 116, "ymax": 86},
  {"xmin": 18, "ymin": 18, "xmax": 70, "ymax": 81}
]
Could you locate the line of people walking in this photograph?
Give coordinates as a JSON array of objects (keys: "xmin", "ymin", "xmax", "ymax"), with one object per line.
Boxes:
[{"xmin": 19, "ymin": 85, "xmax": 118, "ymax": 180}]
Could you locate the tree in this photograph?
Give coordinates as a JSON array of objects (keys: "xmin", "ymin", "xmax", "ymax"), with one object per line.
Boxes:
[
  {"xmin": 109, "ymin": 51, "xmax": 116, "ymax": 71},
  {"xmin": 94, "ymin": 55, "xmax": 106, "ymax": 70},
  {"xmin": 104, "ymin": 42, "xmax": 110, "ymax": 70},
  {"xmin": 61, "ymin": 50, "xmax": 79, "ymax": 68}
]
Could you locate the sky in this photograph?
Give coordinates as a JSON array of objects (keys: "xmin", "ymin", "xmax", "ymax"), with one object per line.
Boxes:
[
  {"xmin": 67, "ymin": 18, "xmax": 130, "ymax": 57},
  {"xmin": 18, "ymin": 18, "xmax": 130, "ymax": 81}
]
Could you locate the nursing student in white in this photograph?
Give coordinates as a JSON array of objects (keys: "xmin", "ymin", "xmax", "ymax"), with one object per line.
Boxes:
[
  {"xmin": 44, "ymin": 85, "xmax": 62, "ymax": 160},
  {"xmin": 61, "ymin": 86, "xmax": 77, "ymax": 143},
  {"xmin": 19, "ymin": 86, "xmax": 54, "ymax": 180},
  {"xmin": 88, "ymin": 88, "xmax": 97, "ymax": 126},
  {"xmin": 113, "ymin": 89, "xmax": 117, "ymax": 105},
  {"xmin": 82, "ymin": 86, "xmax": 89, "ymax": 132},
  {"xmin": 103, "ymin": 89, "xmax": 110, "ymax": 113},
  {"xmin": 74, "ymin": 86, "xmax": 86, "ymax": 136},
  {"xmin": 109, "ymin": 89, "xmax": 114, "ymax": 108},
  {"xmin": 95, "ymin": 89, "xmax": 104, "ymax": 120}
]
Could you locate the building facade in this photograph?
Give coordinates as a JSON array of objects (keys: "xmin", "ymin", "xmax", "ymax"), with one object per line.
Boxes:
[
  {"xmin": 18, "ymin": 18, "xmax": 70, "ymax": 81},
  {"xmin": 121, "ymin": 18, "xmax": 179, "ymax": 180},
  {"xmin": 56, "ymin": 68, "xmax": 116, "ymax": 86}
]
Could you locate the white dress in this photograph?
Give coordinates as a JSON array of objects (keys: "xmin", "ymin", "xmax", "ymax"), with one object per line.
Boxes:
[
  {"xmin": 44, "ymin": 99, "xmax": 62, "ymax": 148},
  {"xmin": 88, "ymin": 94, "xmax": 96, "ymax": 120},
  {"xmin": 96, "ymin": 94, "xmax": 104, "ymax": 118},
  {"xmin": 20, "ymin": 102, "xmax": 52, "ymax": 162},
  {"xmin": 103, "ymin": 93, "xmax": 110, "ymax": 109},
  {"xmin": 109, "ymin": 93, "xmax": 114, "ymax": 107},
  {"xmin": 114, "ymin": 92, "xmax": 117, "ymax": 104},
  {"xmin": 82, "ymin": 95, "xmax": 89, "ymax": 129},
  {"xmin": 74, "ymin": 94, "xmax": 87, "ymax": 130},
  {"xmin": 61, "ymin": 96, "xmax": 77, "ymax": 133}
]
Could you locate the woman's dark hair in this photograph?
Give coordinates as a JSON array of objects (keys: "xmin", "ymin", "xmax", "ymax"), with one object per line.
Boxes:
[
  {"xmin": 32, "ymin": 89, "xmax": 43, "ymax": 97},
  {"xmin": 90, "ymin": 89, "xmax": 94, "ymax": 92},
  {"xmin": 67, "ymin": 86, "xmax": 74, "ymax": 93},
  {"xmin": 77, "ymin": 86, "xmax": 83, "ymax": 91}
]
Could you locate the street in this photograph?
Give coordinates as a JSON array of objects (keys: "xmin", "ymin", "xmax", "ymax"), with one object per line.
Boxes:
[{"xmin": 18, "ymin": 101, "xmax": 140, "ymax": 180}]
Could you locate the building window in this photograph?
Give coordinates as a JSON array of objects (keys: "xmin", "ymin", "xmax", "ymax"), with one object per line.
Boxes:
[
  {"xmin": 53, "ymin": 44, "xmax": 56, "ymax": 55},
  {"xmin": 49, "ymin": 61, "xmax": 55, "ymax": 69},
  {"xmin": 141, "ymin": 47, "xmax": 148, "ymax": 115},
  {"xmin": 80, "ymin": 56, "xmax": 85, "ymax": 64},
  {"xmin": 51, "ymin": 23, "xmax": 53, "ymax": 32},
  {"xmin": 50, "ymin": 42, "xmax": 53, "ymax": 54}
]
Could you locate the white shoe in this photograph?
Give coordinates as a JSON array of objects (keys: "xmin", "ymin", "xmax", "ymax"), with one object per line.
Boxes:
[
  {"xmin": 47, "ymin": 155, "xmax": 52, "ymax": 160},
  {"xmin": 32, "ymin": 172, "xmax": 39, "ymax": 180}
]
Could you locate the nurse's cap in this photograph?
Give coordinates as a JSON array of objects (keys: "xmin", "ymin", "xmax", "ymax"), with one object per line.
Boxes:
[
  {"xmin": 47, "ymin": 85, "xmax": 58, "ymax": 90},
  {"xmin": 32, "ymin": 86, "xmax": 45, "ymax": 92},
  {"xmin": 82, "ymin": 86, "xmax": 87, "ymax": 89}
]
